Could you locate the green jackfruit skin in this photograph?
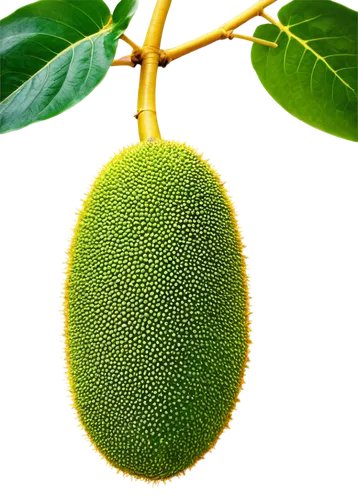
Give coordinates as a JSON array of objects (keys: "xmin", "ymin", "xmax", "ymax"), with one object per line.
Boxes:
[{"xmin": 65, "ymin": 140, "xmax": 249, "ymax": 481}]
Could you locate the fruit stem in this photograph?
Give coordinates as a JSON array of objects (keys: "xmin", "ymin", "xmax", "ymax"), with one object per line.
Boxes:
[{"xmin": 137, "ymin": 0, "xmax": 172, "ymax": 141}]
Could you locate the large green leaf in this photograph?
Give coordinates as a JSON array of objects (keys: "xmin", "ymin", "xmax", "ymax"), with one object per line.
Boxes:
[
  {"xmin": 251, "ymin": 1, "xmax": 358, "ymax": 141},
  {"xmin": 0, "ymin": 0, "xmax": 139, "ymax": 134}
]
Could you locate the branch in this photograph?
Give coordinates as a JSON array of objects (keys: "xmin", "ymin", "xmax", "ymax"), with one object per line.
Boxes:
[{"xmin": 163, "ymin": 0, "xmax": 278, "ymax": 65}]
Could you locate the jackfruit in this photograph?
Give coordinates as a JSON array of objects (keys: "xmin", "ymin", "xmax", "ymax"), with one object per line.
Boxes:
[{"xmin": 65, "ymin": 139, "xmax": 250, "ymax": 481}]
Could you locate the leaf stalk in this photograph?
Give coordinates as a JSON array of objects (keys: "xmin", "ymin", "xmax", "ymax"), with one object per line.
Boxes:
[
  {"xmin": 111, "ymin": 55, "xmax": 136, "ymax": 67},
  {"xmin": 120, "ymin": 34, "xmax": 141, "ymax": 51},
  {"xmin": 230, "ymin": 33, "xmax": 278, "ymax": 48}
]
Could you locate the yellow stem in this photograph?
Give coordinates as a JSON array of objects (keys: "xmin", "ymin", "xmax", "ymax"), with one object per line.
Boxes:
[
  {"xmin": 164, "ymin": 0, "xmax": 278, "ymax": 63},
  {"xmin": 137, "ymin": 0, "xmax": 172, "ymax": 142}
]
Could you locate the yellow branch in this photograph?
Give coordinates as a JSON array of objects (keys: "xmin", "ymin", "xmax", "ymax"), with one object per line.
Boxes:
[
  {"xmin": 164, "ymin": 0, "xmax": 278, "ymax": 64},
  {"xmin": 137, "ymin": 0, "xmax": 173, "ymax": 141}
]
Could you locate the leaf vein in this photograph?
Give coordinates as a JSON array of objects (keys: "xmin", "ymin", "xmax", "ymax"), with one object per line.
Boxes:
[
  {"xmin": 2, "ymin": 33, "xmax": 73, "ymax": 46},
  {"xmin": 64, "ymin": 2, "xmax": 102, "ymax": 30},
  {"xmin": 26, "ymin": 54, "xmax": 49, "ymax": 64},
  {"xmin": 2, "ymin": 71, "xmax": 32, "ymax": 77},
  {"xmin": 21, "ymin": 65, "xmax": 50, "ymax": 116},
  {"xmin": 35, "ymin": 17, "xmax": 87, "ymax": 39},
  {"xmin": 33, "ymin": 47, "xmax": 75, "ymax": 120},
  {"xmin": 310, "ymin": 58, "xmax": 320, "ymax": 95},
  {"xmin": 288, "ymin": 15, "xmax": 322, "ymax": 29},
  {"xmin": 0, "ymin": 29, "xmax": 110, "ymax": 111},
  {"xmin": 331, "ymin": 75, "xmax": 337, "ymax": 106},
  {"xmin": 283, "ymin": 37, "xmax": 291, "ymax": 75},
  {"xmin": 306, "ymin": 36, "xmax": 350, "ymax": 43},
  {"xmin": 82, "ymin": 38, "xmax": 95, "ymax": 88},
  {"xmin": 336, "ymin": 66, "xmax": 358, "ymax": 72},
  {"xmin": 268, "ymin": 17, "xmax": 357, "ymax": 97},
  {"xmin": 296, "ymin": 48, "xmax": 307, "ymax": 74},
  {"xmin": 31, "ymin": 40, "xmax": 58, "ymax": 56},
  {"xmin": 324, "ymin": 54, "xmax": 357, "ymax": 58}
]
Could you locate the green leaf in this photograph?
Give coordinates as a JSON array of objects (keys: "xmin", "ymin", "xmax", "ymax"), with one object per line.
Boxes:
[
  {"xmin": 251, "ymin": 1, "xmax": 358, "ymax": 142},
  {"xmin": 0, "ymin": 0, "xmax": 138, "ymax": 134},
  {"xmin": 112, "ymin": 0, "xmax": 139, "ymax": 37}
]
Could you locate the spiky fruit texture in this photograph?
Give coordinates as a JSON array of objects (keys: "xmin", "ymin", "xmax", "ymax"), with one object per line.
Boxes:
[{"xmin": 65, "ymin": 140, "xmax": 250, "ymax": 482}]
